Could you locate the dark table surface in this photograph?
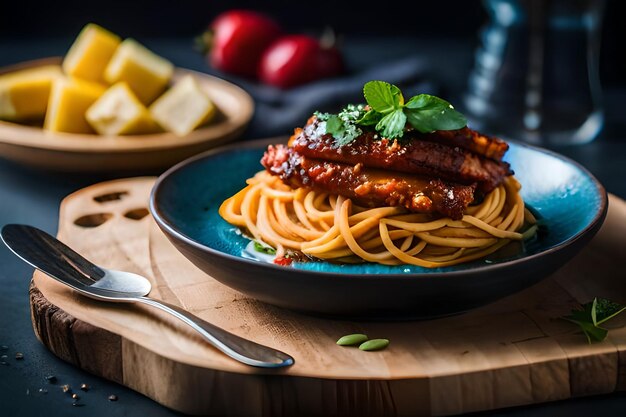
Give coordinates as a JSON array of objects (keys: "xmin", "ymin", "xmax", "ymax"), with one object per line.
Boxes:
[{"xmin": 0, "ymin": 37, "xmax": 625, "ymax": 417}]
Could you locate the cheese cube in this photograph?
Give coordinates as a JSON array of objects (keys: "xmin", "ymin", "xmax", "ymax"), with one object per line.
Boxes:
[
  {"xmin": 44, "ymin": 77, "xmax": 106, "ymax": 134},
  {"xmin": 0, "ymin": 65, "xmax": 62, "ymax": 121},
  {"xmin": 62, "ymin": 24, "xmax": 121, "ymax": 84},
  {"xmin": 104, "ymin": 39, "xmax": 173, "ymax": 104},
  {"xmin": 150, "ymin": 75, "xmax": 216, "ymax": 136},
  {"xmin": 86, "ymin": 82, "xmax": 160, "ymax": 135}
]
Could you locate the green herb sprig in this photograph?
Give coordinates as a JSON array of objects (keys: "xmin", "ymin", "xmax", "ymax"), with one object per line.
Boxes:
[
  {"xmin": 315, "ymin": 104, "xmax": 367, "ymax": 146},
  {"xmin": 563, "ymin": 297, "xmax": 626, "ymax": 343},
  {"xmin": 318, "ymin": 81, "xmax": 467, "ymax": 146},
  {"xmin": 253, "ymin": 240, "xmax": 276, "ymax": 255}
]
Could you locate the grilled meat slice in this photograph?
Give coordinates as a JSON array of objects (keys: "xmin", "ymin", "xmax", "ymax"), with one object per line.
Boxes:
[
  {"xmin": 417, "ymin": 126, "xmax": 509, "ymax": 161},
  {"xmin": 262, "ymin": 145, "xmax": 476, "ymax": 220},
  {"xmin": 290, "ymin": 117, "xmax": 511, "ymax": 194}
]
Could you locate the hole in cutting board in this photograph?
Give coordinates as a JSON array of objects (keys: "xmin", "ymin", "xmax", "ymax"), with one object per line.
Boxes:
[
  {"xmin": 74, "ymin": 213, "xmax": 113, "ymax": 228},
  {"xmin": 124, "ymin": 208, "xmax": 149, "ymax": 221},
  {"xmin": 93, "ymin": 191, "xmax": 128, "ymax": 203}
]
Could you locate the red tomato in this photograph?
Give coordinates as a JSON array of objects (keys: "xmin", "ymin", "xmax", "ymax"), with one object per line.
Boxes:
[
  {"xmin": 273, "ymin": 256, "xmax": 293, "ymax": 266},
  {"xmin": 204, "ymin": 10, "xmax": 282, "ymax": 78},
  {"xmin": 258, "ymin": 35, "xmax": 344, "ymax": 88}
]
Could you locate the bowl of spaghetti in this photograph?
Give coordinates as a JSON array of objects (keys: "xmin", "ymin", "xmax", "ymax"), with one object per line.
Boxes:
[{"xmin": 150, "ymin": 82, "xmax": 607, "ymax": 319}]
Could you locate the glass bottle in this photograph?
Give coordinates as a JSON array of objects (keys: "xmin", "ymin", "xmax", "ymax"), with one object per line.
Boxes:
[{"xmin": 463, "ymin": 0, "xmax": 606, "ymax": 145}]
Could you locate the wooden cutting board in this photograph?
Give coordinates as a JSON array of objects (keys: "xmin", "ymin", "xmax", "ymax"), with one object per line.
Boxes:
[{"xmin": 29, "ymin": 177, "xmax": 626, "ymax": 416}]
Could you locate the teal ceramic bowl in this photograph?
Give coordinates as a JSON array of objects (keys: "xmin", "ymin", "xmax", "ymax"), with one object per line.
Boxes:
[{"xmin": 150, "ymin": 138, "xmax": 607, "ymax": 319}]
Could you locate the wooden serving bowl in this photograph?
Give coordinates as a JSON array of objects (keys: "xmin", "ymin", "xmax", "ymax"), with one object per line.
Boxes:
[{"xmin": 0, "ymin": 58, "xmax": 254, "ymax": 173}]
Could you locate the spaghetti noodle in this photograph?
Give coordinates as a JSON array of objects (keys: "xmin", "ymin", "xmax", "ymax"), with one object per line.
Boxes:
[{"xmin": 219, "ymin": 170, "xmax": 538, "ymax": 268}]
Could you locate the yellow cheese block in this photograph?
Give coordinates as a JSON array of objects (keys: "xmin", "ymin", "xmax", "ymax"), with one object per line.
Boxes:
[
  {"xmin": 44, "ymin": 77, "xmax": 106, "ymax": 134},
  {"xmin": 104, "ymin": 39, "xmax": 173, "ymax": 104},
  {"xmin": 0, "ymin": 65, "xmax": 62, "ymax": 121},
  {"xmin": 62, "ymin": 23, "xmax": 121, "ymax": 84},
  {"xmin": 86, "ymin": 82, "xmax": 160, "ymax": 135},
  {"xmin": 150, "ymin": 75, "xmax": 216, "ymax": 136}
]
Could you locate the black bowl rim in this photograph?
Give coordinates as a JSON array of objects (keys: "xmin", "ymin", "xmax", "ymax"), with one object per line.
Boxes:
[{"xmin": 149, "ymin": 136, "xmax": 608, "ymax": 280}]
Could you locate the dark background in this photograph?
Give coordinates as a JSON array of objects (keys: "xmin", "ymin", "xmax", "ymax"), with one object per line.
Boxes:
[{"xmin": 1, "ymin": 0, "xmax": 624, "ymax": 87}]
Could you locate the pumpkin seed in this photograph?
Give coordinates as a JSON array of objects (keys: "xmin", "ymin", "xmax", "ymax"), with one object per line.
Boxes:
[
  {"xmin": 336, "ymin": 334, "xmax": 368, "ymax": 346},
  {"xmin": 359, "ymin": 339, "xmax": 389, "ymax": 351}
]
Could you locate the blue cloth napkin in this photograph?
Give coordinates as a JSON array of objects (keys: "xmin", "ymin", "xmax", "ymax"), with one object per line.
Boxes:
[{"xmin": 208, "ymin": 56, "xmax": 437, "ymax": 138}]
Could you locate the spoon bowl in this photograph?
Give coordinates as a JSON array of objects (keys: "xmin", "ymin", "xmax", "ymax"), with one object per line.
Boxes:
[{"xmin": 88, "ymin": 269, "xmax": 153, "ymax": 300}]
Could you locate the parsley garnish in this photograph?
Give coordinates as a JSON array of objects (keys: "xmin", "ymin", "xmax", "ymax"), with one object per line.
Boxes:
[
  {"xmin": 317, "ymin": 81, "xmax": 467, "ymax": 145},
  {"xmin": 563, "ymin": 297, "xmax": 626, "ymax": 343},
  {"xmin": 315, "ymin": 104, "xmax": 367, "ymax": 147},
  {"xmin": 253, "ymin": 241, "xmax": 276, "ymax": 255}
]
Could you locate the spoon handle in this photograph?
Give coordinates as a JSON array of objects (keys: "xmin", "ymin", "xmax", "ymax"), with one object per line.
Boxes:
[{"xmin": 135, "ymin": 296, "xmax": 294, "ymax": 368}]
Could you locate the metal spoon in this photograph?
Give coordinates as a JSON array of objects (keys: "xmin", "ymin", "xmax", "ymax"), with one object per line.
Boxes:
[{"xmin": 1, "ymin": 224, "xmax": 294, "ymax": 368}]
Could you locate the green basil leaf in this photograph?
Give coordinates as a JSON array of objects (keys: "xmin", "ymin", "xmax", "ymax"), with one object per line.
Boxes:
[
  {"xmin": 363, "ymin": 81, "xmax": 402, "ymax": 114},
  {"xmin": 375, "ymin": 109, "xmax": 407, "ymax": 139},
  {"xmin": 356, "ymin": 109, "xmax": 383, "ymax": 126},
  {"xmin": 404, "ymin": 94, "xmax": 467, "ymax": 133},
  {"xmin": 390, "ymin": 84, "xmax": 404, "ymax": 107},
  {"xmin": 404, "ymin": 94, "xmax": 433, "ymax": 110}
]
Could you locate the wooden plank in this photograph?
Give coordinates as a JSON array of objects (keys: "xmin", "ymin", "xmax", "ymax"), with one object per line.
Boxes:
[{"xmin": 28, "ymin": 178, "xmax": 626, "ymax": 416}]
